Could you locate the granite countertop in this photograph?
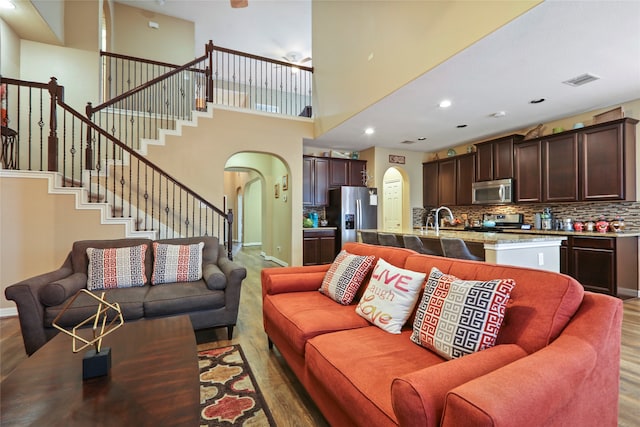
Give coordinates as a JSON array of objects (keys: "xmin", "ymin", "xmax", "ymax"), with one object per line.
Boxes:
[
  {"xmin": 501, "ymin": 229, "xmax": 640, "ymax": 238},
  {"xmin": 303, "ymin": 226, "xmax": 338, "ymax": 231},
  {"xmin": 365, "ymin": 228, "xmax": 566, "ymax": 244}
]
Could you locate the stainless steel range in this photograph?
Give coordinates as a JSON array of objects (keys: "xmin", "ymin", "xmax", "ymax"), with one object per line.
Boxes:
[{"xmin": 464, "ymin": 213, "xmax": 524, "ymax": 232}]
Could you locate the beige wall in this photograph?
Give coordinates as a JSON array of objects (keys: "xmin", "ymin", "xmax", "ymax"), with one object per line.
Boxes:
[
  {"xmin": 143, "ymin": 107, "xmax": 313, "ymax": 265},
  {"xmin": 311, "ymin": 0, "xmax": 540, "ymax": 138},
  {"xmin": 20, "ymin": 40, "xmax": 99, "ymax": 112},
  {"xmin": 0, "ymin": 175, "xmax": 129, "ymax": 311},
  {"xmin": 111, "ymin": 2, "xmax": 195, "ymax": 63},
  {"xmin": 1, "ymin": 17, "xmax": 20, "ymax": 77},
  {"xmin": 63, "ymin": 0, "xmax": 100, "ymax": 52}
]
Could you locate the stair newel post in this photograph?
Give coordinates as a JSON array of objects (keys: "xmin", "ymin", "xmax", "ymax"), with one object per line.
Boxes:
[
  {"xmin": 85, "ymin": 102, "xmax": 94, "ymax": 170},
  {"xmin": 226, "ymin": 208, "xmax": 234, "ymax": 260},
  {"xmin": 206, "ymin": 40, "xmax": 214, "ymax": 103},
  {"xmin": 46, "ymin": 77, "xmax": 60, "ymax": 172}
]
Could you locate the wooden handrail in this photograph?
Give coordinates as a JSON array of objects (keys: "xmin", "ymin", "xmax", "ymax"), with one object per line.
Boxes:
[
  {"xmin": 60, "ymin": 98, "xmax": 227, "ymax": 218},
  {"xmin": 89, "ymin": 53, "xmax": 209, "ymax": 115},
  {"xmin": 101, "ymin": 50, "xmax": 186, "ymax": 70},
  {"xmin": 210, "ymin": 43, "xmax": 314, "ymax": 73}
]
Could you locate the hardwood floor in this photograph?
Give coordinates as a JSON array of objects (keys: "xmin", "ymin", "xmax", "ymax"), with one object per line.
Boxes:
[{"xmin": 1, "ymin": 246, "xmax": 639, "ymax": 426}]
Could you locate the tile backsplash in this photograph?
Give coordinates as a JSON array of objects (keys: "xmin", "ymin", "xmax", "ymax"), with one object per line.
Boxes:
[{"xmin": 413, "ymin": 201, "xmax": 640, "ymax": 229}]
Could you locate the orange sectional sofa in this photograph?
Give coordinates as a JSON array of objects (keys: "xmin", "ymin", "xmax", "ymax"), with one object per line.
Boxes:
[{"xmin": 261, "ymin": 242, "xmax": 623, "ymax": 426}]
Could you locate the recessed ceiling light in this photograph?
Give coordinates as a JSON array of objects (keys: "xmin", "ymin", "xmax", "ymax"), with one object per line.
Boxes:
[
  {"xmin": 401, "ymin": 140, "xmax": 416, "ymax": 144},
  {"xmin": 456, "ymin": 124, "xmax": 468, "ymax": 128},
  {"xmin": 0, "ymin": 0, "xmax": 15, "ymax": 9},
  {"xmin": 530, "ymin": 98, "xmax": 545, "ymax": 104},
  {"xmin": 492, "ymin": 111, "xmax": 506, "ymax": 118},
  {"xmin": 364, "ymin": 127, "xmax": 375, "ymax": 135},
  {"xmin": 439, "ymin": 99, "xmax": 452, "ymax": 108},
  {"xmin": 417, "ymin": 137, "xmax": 426, "ymax": 141}
]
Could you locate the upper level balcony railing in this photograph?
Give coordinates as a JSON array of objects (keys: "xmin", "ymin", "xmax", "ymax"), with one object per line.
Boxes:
[{"xmin": 90, "ymin": 41, "xmax": 313, "ymax": 154}]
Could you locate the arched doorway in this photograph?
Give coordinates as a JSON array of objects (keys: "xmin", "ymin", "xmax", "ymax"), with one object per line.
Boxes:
[
  {"xmin": 382, "ymin": 166, "xmax": 408, "ymax": 232},
  {"xmin": 224, "ymin": 152, "xmax": 291, "ymax": 266}
]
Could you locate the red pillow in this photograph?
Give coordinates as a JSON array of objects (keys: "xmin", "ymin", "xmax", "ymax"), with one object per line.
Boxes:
[{"xmin": 319, "ymin": 250, "xmax": 375, "ymax": 305}]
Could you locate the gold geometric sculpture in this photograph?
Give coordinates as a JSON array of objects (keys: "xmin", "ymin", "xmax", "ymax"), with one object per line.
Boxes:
[{"xmin": 52, "ymin": 289, "xmax": 124, "ymax": 353}]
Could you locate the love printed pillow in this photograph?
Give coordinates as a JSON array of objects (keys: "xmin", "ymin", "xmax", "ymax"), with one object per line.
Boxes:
[{"xmin": 355, "ymin": 258, "xmax": 426, "ymax": 334}]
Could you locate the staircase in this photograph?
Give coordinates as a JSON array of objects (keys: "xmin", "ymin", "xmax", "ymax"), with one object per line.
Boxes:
[{"xmin": 1, "ymin": 41, "xmax": 313, "ymax": 259}]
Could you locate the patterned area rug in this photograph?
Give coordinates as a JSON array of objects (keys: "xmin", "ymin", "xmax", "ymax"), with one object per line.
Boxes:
[{"xmin": 199, "ymin": 345, "xmax": 276, "ymax": 426}]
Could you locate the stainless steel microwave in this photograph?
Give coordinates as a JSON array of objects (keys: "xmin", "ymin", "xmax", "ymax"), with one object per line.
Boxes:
[{"xmin": 472, "ymin": 178, "xmax": 514, "ymax": 204}]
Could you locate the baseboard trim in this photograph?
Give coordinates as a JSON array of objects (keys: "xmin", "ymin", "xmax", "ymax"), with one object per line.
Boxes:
[
  {"xmin": 0, "ymin": 307, "xmax": 18, "ymax": 318},
  {"xmin": 243, "ymin": 242, "xmax": 262, "ymax": 247},
  {"xmin": 260, "ymin": 251, "xmax": 288, "ymax": 267},
  {"xmin": 618, "ymin": 288, "xmax": 640, "ymax": 298}
]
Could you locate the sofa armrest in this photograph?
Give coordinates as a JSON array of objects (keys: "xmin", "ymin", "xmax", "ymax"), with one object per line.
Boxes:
[
  {"xmin": 392, "ymin": 344, "xmax": 528, "ymax": 427},
  {"xmin": 4, "ymin": 254, "xmax": 73, "ymax": 356},
  {"xmin": 261, "ymin": 265, "xmax": 330, "ymax": 298},
  {"xmin": 203, "ymin": 263, "xmax": 226, "ymax": 290},
  {"xmin": 38, "ymin": 272, "xmax": 87, "ymax": 306},
  {"xmin": 441, "ymin": 335, "xmax": 597, "ymax": 427},
  {"xmin": 217, "ymin": 246, "xmax": 247, "ymax": 313},
  {"xmin": 441, "ymin": 292, "xmax": 621, "ymax": 427}
]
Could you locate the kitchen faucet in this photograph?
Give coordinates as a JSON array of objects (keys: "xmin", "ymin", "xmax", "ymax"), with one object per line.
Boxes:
[{"xmin": 434, "ymin": 206, "xmax": 454, "ymax": 235}]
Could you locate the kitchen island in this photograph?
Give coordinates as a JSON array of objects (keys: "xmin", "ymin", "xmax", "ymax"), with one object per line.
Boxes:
[{"xmin": 359, "ymin": 228, "xmax": 566, "ymax": 273}]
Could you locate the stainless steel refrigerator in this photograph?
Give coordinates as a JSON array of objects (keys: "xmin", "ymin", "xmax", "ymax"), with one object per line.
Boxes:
[{"xmin": 326, "ymin": 186, "xmax": 378, "ymax": 248}]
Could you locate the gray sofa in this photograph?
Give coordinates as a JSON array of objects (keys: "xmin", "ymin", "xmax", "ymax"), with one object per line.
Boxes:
[{"xmin": 5, "ymin": 236, "xmax": 247, "ymax": 356}]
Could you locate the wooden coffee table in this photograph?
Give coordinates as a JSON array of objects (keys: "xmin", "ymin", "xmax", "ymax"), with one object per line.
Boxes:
[{"xmin": 1, "ymin": 316, "xmax": 199, "ymax": 426}]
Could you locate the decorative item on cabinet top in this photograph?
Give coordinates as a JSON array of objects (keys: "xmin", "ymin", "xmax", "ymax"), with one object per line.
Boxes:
[{"xmin": 524, "ymin": 124, "xmax": 545, "ymax": 140}]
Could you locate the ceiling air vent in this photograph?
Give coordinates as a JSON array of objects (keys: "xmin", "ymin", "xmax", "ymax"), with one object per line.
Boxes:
[{"xmin": 563, "ymin": 73, "xmax": 600, "ymax": 87}]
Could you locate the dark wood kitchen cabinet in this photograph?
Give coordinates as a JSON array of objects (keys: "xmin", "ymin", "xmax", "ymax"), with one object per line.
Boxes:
[
  {"xmin": 515, "ymin": 118, "xmax": 637, "ymax": 203},
  {"xmin": 329, "ymin": 158, "xmax": 367, "ymax": 187},
  {"xmin": 475, "ymin": 134, "xmax": 523, "ymax": 182},
  {"xmin": 303, "ymin": 228, "xmax": 337, "ymax": 265},
  {"xmin": 455, "ymin": 153, "xmax": 475, "ymax": 205},
  {"xmin": 544, "ymin": 133, "xmax": 579, "ymax": 202},
  {"xmin": 580, "ymin": 119, "xmax": 637, "ymax": 201},
  {"xmin": 514, "ymin": 139, "xmax": 542, "ymax": 202},
  {"xmin": 563, "ymin": 235, "xmax": 638, "ymax": 296},
  {"xmin": 303, "ymin": 156, "xmax": 329, "ymax": 206},
  {"xmin": 422, "ymin": 161, "xmax": 439, "ymax": 208},
  {"xmin": 423, "ymin": 153, "xmax": 474, "ymax": 207},
  {"xmin": 437, "ymin": 158, "xmax": 456, "ymax": 206}
]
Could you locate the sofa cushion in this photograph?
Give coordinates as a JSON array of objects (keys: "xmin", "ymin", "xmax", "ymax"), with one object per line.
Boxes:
[
  {"xmin": 143, "ymin": 280, "xmax": 225, "ymax": 317},
  {"xmin": 403, "ymin": 254, "xmax": 584, "ymax": 354},
  {"xmin": 263, "ymin": 291, "xmax": 370, "ymax": 356},
  {"xmin": 86, "ymin": 244, "xmax": 148, "ymax": 290},
  {"xmin": 319, "ymin": 250, "xmax": 375, "ymax": 304},
  {"xmin": 305, "ymin": 327, "xmax": 446, "ymax": 426},
  {"xmin": 71, "ymin": 239, "xmax": 153, "ymax": 282},
  {"xmin": 355, "ymin": 258, "xmax": 425, "ymax": 334},
  {"xmin": 411, "ymin": 267, "xmax": 515, "ymax": 360},
  {"xmin": 44, "ymin": 286, "xmax": 148, "ymax": 327},
  {"xmin": 151, "ymin": 241, "xmax": 204, "ymax": 285}
]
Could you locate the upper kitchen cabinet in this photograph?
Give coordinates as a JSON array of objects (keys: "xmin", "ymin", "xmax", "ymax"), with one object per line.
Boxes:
[
  {"xmin": 329, "ymin": 158, "xmax": 367, "ymax": 187},
  {"xmin": 437, "ymin": 158, "xmax": 457, "ymax": 206},
  {"xmin": 580, "ymin": 118, "xmax": 637, "ymax": 201},
  {"xmin": 515, "ymin": 117, "xmax": 637, "ymax": 203},
  {"xmin": 514, "ymin": 139, "xmax": 542, "ymax": 202},
  {"xmin": 303, "ymin": 156, "xmax": 329, "ymax": 206},
  {"xmin": 423, "ymin": 153, "xmax": 475, "ymax": 207},
  {"xmin": 475, "ymin": 134, "xmax": 524, "ymax": 181},
  {"xmin": 422, "ymin": 161, "xmax": 439, "ymax": 208},
  {"xmin": 544, "ymin": 133, "xmax": 579, "ymax": 202},
  {"xmin": 455, "ymin": 153, "xmax": 476, "ymax": 205},
  {"xmin": 304, "ymin": 156, "xmax": 367, "ymax": 206}
]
